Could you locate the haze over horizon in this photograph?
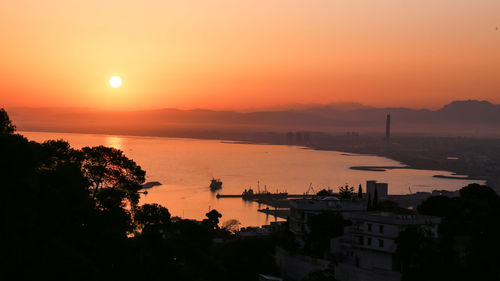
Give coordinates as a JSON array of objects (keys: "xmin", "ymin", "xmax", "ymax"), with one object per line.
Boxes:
[
  {"xmin": 7, "ymin": 99, "xmax": 500, "ymax": 138},
  {"xmin": 1, "ymin": 1, "xmax": 499, "ymax": 111},
  {"xmin": 4, "ymin": 99, "xmax": 497, "ymax": 113}
]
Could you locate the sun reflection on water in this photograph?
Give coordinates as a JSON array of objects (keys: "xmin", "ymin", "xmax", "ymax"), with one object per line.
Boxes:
[{"xmin": 105, "ymin": 136, "xmax": 123, "ymax": 150}]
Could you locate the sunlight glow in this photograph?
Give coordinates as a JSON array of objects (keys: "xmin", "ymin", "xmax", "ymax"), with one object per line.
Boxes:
[{"xmin": 109, "ymin": 76, "xmax": 122, "ymax": 88}]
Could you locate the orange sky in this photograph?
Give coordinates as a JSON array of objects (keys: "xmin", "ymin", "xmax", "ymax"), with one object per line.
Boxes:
[{"xmin": 1, "ymin": 0, "xmax": 499, "ymax": 111}]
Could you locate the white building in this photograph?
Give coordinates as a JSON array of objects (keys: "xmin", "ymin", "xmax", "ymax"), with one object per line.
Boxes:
[{"xmin": 334, "ymin": 211, "xmax": 440, "ymax": 281}]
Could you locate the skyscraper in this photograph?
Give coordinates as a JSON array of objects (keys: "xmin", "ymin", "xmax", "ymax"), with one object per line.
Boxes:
[{"xmin": 386, "ymin": 114, "xmax": 391, "ymax": 141}]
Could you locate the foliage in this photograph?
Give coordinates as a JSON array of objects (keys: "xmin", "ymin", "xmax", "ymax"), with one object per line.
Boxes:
[
  {"xmin": 271, "ymin": 220, "xmax": 299, "ymax": 252},
  {"xmin": 0, "ymin": 110, "xmax": 281, "ymax": 281},
  {"xmin": 221, "ymin": 219, "xmax": 241, "ymax": 234},
  {"xmin": 302, "ymin": 268, "xmax": 337, "ymax": 281},
  {"xmin": 0, "ymin": 108, "xmax": 16, "ymax": 134},
  {"xmin": 203, "ymin": 209, "xmax": 222, "ymax": 230},
  {"xmin": 396, "ymin": 227, "xmax": 458, "ymax": 281},
  {"xmin": 212, "ymin": 237, "xmax": 279, "ymax": 281},
  {"xmin": 305, "ymin": 210, "xmax": 348, "ymax": 257},
  {"xmin": 81, "ymin": 146, "xmax": 146, "ymax": 207},
  {"xmin": 317, "ymin": 189, "xmax": 333, "ymax": 197},
  {"xmin": 338, "ymin": 184, "xmax": 354, "ymax": 199},
  {"xmin": 397, "ymin": 183, "xmax": 500, "ymax": 281},
  {"xmin": 135, "ymin": 203, "xmax": 171, "ymax": 227}
]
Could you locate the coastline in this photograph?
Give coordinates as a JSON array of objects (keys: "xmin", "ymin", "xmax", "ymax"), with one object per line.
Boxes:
[{"xmin": 19, "ymin": 129, "xmax": 494, "ymax": 191}]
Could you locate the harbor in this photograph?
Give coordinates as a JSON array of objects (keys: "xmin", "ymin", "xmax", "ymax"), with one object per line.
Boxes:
[{"xmin": 216, "ymin": 193, "xmax": 314, "ymax": 199}]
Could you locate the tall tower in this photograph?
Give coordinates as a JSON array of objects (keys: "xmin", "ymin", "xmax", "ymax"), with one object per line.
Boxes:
[{"xmin": 386, "ymin": 114, "xmax": 391, "ymax": 142}]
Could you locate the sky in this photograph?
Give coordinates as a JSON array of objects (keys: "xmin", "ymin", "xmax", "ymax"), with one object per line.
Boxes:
[{"xmin": 0, "ymin": 0, "xmax": 499, "ymax": 111}]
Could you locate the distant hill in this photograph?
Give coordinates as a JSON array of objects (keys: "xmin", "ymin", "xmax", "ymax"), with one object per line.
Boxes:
[
  {"xmin": 241, "ymin": 102, "xmax": 372, "ymax": 112},
  {"xmin": 6, "ymin": 100, "xmax": 500, "ymax": 137}
]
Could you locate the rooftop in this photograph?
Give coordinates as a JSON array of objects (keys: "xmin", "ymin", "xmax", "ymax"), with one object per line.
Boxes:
[
  {"xmin": 349, "ymin": 211, "xmax": 441, "ymax": 225},
  {"xmin": 290, "ymin": 197, "xmax": 366, "ymax": 212}
]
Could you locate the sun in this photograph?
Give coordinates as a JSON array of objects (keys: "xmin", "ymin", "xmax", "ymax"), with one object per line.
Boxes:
[{"xmin": 109, "ymin": 76, "xmax": 122, "ymax": 88}]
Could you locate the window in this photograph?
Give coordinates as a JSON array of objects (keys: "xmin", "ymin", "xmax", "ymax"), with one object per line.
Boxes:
[
  {"xmin": 359, "ymin": 236, "xmax": 364, "ymax": 245},
  {"xmin": 378, "ymin": 239, "xmax": 384, "ymax": 248},
  {"xmin": 367, "ymin": 237, "xmax": 372, "ymax": 246},
  {"xmin": 367, "ymin": 223, "xmax": 372, "ymax": 232},
  {"xmin": 379, "ymin": 225, "xmax": 384, "ymax": 233}
]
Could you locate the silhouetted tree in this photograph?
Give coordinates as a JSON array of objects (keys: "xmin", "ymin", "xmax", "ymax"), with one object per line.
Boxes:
[
  {"xmin": 135, "ymin": 203, "xmax": 171, "ymax": 226},
  {"xmin": 396, "ymin": 227, "xmax": 450, "ymax": 281},
  {"xmin": 221, "ymin": 219, "xmax": 241, "ymax": 234},
  {"xmin": 271, "ymin": 221, "xmax": 298, "ymax": 252},
  {"xmin": 81, "ymin": 146, "xmax": 146, "ymax": 207},
  {"xmin": 134, "ymin": 203, "xmax": 171, "ymax": 235},
  {"xmin": 417, "ymin": 195, "xmax": 454, "ymax": 218},
  {"xmin": 0, "ymin": 108, "xmax": 16, "ymax": 134},
  {"xmin": 316, "ymin": 189, "xmax": 332, "ymax": 197},
  {"xmin": 398, "ymin": 183, "xmax": 500, "ymax": 281},
  {"xmin": 302, "ymin": 267, "xmax": 337, "ymax": 281},
  {"xmin": 357, "ymin": 184, "xmax": 363, "ymax": 198},
  {"xmin": 93, "ymin": 187, "xmax": 134, "ymax": 238},
  {"xmin": 0, "ymin": 109, "xmax": 283, "ymax": 281},
  {"xmin": 306, "ymin": 210, "xmax": 348, "ymax": 257},
  {"xmin": 212, "ymin": 237, "xmax": 279, "ymax": 281},
  {"xmin": 1, "ymin": 133, "xmax": 95, "ymax": 279},
  {"xmin": 203, "ymin": 209, "xmax": 222, "ymax": 230},
  {"xmin": 339, "ymin": 184, "xmax": 354, "ymax": 199}
]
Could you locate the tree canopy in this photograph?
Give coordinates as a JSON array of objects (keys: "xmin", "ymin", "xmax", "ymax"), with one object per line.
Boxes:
[
  {"xmin": 0, "ymin": 108, "xmax": 16, "ymax": 134},
  {"xmin": 305, "ymin": 210, "xmax": 348, "ymax": 257},
  {"xmin": 0, "ymin": 110, "xmax": 279, "ymax": 281},
  {"xmin": 338, "ymin": 184, "xmax": 354, "ymax": 199},
  {"xmin": 397, "ymin": 183, "xmax": 500, "ymax": 281},
  {"xmin": 81, "ymin": 145, "xmax": 145, "ymax": 207}
]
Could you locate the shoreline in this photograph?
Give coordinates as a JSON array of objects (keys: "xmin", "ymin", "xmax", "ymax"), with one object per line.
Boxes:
[
  {"xmin": 350, "ymin": 166, "xmax": 482, "ymax": 182},
  {"xmin": 19, "ymin": 129, "xmax": 493, "ymax": 191}
]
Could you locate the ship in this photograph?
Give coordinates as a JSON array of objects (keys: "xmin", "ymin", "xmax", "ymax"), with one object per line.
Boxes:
[
  {"xmin": 210, "ymin": 178, "xmax": 223, "ymax": 191},
  {"xmin": 241, "ymin": 188, "xmax": 288, "ymax": 200},
  {"xmin": 241, "ymin": 182, "xmax": 287, "ymax": 200}
]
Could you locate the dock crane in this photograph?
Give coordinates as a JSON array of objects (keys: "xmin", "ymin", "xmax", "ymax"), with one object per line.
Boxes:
[{"xmin": 305, "ymin": 182, "xmax": 315, "ymax": 196}]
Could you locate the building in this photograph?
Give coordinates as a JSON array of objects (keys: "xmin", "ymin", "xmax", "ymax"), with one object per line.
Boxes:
[
  {"xmin": 386, "ymin": 114, "xmax": 391, "ymax": 141},
  {"xmin": 283, "ymin": 192, "xmax": 441, "ymax": 281},
  {"xmin": 238, "ymin": 221, "xmax": 284, "ymax": 238},
  {"xmin": 366, "ymin": 180, "xmax": 388, "ymax": 199},
  {"xmin": 289, "ymin": 197, "xmax": 365, "ymax": 240},
  {"xmin": 334, "ymin": 211, "xmax": 440, "ymax": 281}
]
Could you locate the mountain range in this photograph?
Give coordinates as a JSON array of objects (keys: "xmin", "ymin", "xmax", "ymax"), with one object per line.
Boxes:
[{"xmin": 6, "ymin": 100, "xmax": 500, "ymax": 137}]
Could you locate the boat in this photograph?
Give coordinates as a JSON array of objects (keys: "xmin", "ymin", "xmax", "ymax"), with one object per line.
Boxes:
[
  {"xmin": 241, "ymin": 188, "xmax": 288, "ymax": 200},
  {"xmin": 210, "ymin": 178, "xmax": 223, "ymax": 191},
  {"xmin": 241, "ymin": 183, "xmax": 288, "ymax": 200}
]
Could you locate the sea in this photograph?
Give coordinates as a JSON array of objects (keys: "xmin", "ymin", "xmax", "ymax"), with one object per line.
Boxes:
[{"xmin": 21, "ymin": 131, "xmax": 482, "ymax": 227}]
